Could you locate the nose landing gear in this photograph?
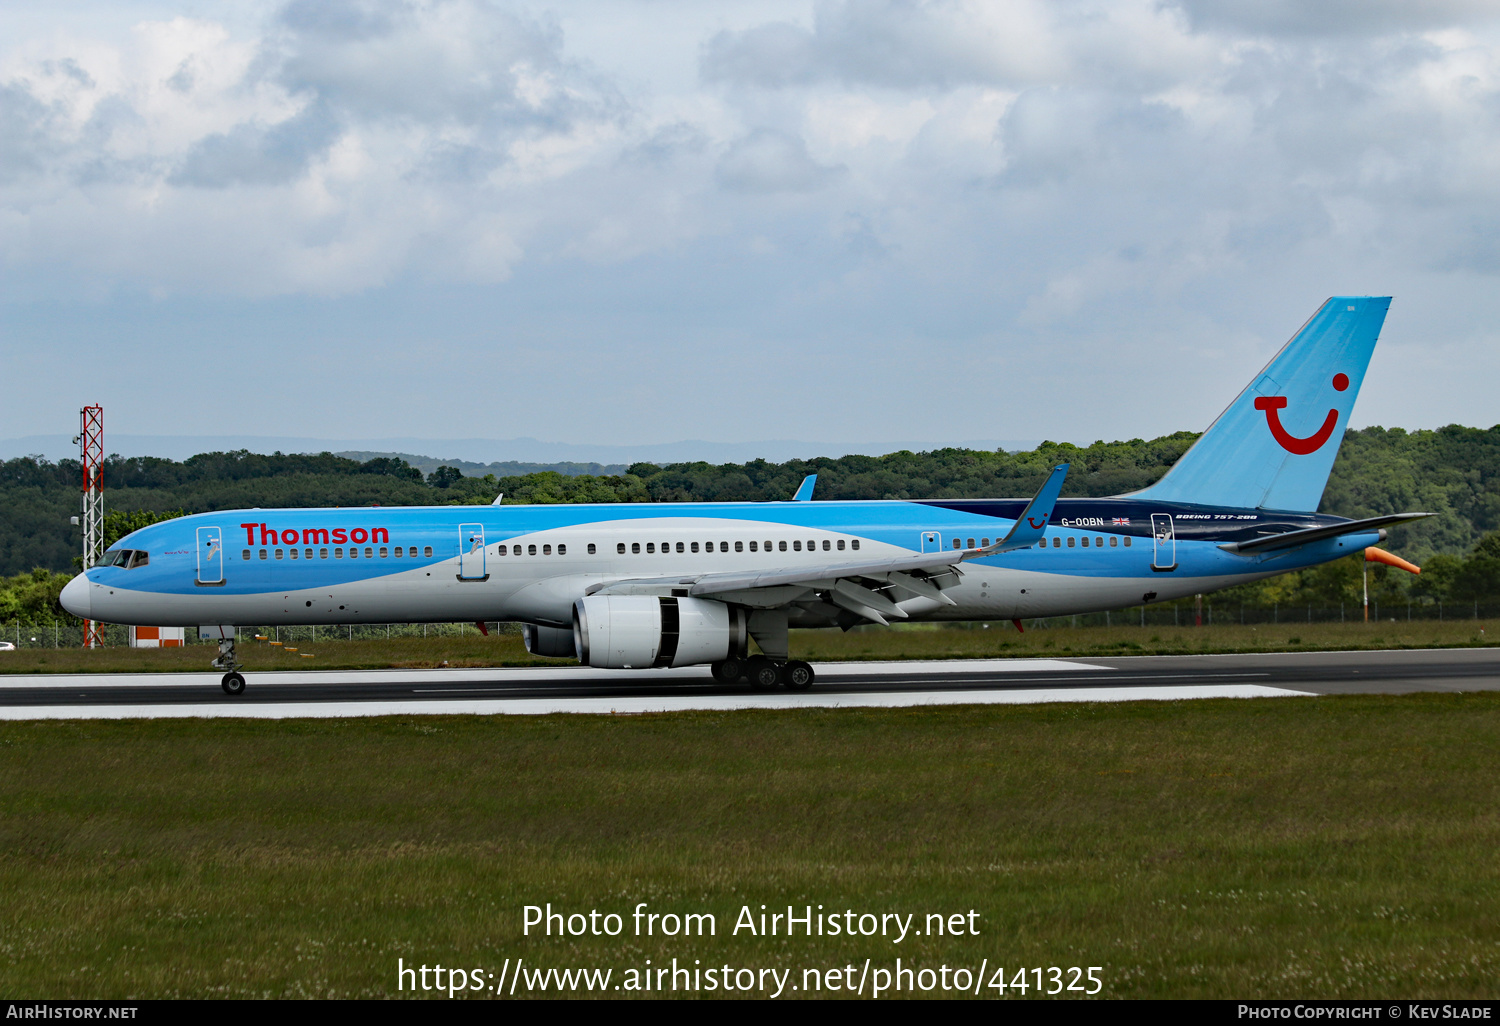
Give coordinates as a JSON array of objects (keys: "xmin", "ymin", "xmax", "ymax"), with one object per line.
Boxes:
[{"xmin": 210, "ymin": 633, "xmax": 245, "ymax": 695}]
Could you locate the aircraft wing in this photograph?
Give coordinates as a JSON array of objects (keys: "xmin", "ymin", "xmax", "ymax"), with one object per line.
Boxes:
[
  {"xmin": 585, "ymin": 464, "xmax": 1069, "ymax": 625},
  {"xmin": 1219, "ymin": 512, "xmax": 1437, "ymax": 554}
]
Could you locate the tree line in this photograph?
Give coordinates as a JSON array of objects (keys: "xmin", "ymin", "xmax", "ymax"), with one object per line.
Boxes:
[{"xmin": 3, "ymin": 424, "xmax": 1498, "ymax": 621}]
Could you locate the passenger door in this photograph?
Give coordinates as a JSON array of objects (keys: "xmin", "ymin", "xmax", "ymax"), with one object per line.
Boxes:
[
  {"xmin": 458, "ymin": 523, "xmax": 488, "ymax": 580},
  {"xmin": 195, "ymin": 526, "xmax": 223, "ymax": 585},
  {"xmin": 1150, "ymin": 514, "xmax": 1177, "ymax": 572}
]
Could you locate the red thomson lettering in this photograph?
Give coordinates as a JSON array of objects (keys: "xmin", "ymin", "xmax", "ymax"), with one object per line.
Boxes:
[
  {"xmin": 303, "ymin": 528, "xmax": 330, "ymax": 545},
  {"xmin": 241, "ymin": 523, "xmax": 259, "ymax": 545},
  {"xmin": 260, "ymin": 523, "xmax": 277, "ymax": 545},
  {"xmin": 332, "ymin": 529, "xmax": 347, "ymax": 544},
  {"xmin": 372, "ymin": 528, "xmax": 389, "ymax": 544},
  {"xmin": 351, "ymin": 528, "xmax": 368, "ymax": 544}
]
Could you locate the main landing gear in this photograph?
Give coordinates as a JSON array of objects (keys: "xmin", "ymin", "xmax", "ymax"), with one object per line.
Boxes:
[
  {"xmin": 711, "ymin": 657, "xmax": 816, "ymax": 691},
  {"xmin": 211, "ymin": 635, "xmax": 246, "ymax": 695}
]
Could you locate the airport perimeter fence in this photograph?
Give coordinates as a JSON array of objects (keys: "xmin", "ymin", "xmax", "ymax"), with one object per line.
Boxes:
[
  {"xmin": 4, "ymin": 603, "xmax": 1499, "ymax": 650},
  {"xmin": 0, "ymin": 620, "xmax": 521, "ymax": 650}
]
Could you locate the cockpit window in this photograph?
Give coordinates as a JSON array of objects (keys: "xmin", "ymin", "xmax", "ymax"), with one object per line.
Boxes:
[{"xmin": 96, "ymin": 549, "xmax": 148, "ymax": 568}]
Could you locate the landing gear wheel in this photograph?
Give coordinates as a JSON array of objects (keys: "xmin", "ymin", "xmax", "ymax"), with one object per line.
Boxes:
[
  {"xmin": 711, "ymin": 658, "xmax": 745, "ymax": 683},
  {"xmin": 746, "ymin": 656, "xmax": 781, "ymax": 690},
  {"xmin": 783, "ymin": 661, "xmax": 815, "ymax": 691},
  {"xmin": 221, "ymin": 672, "xmax": 246, "ymax": 696}
]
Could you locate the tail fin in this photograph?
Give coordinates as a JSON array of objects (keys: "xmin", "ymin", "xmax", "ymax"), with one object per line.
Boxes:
[{"xmin": 1130, "ymin": 296, "xmax": 1390, "ymax": 511}]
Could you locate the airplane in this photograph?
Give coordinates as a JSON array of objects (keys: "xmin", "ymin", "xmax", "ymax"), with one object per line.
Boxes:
[{"xmin": 60, "ymin": 296, "xmax": 1433, "ymax": 696}]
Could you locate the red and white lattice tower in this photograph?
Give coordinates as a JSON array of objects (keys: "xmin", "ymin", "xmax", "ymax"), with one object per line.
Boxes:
[{"xmin": 80, "ymin": 404, "xmax": 104, "ymax": 648}]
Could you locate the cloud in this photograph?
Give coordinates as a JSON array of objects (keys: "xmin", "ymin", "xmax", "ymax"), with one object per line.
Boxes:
[{"xmin": 716, "ymin": 128, "xmax": 844, "ymax": 193}]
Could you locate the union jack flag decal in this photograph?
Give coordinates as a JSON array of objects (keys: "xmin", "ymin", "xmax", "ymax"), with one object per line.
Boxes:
[{"xmin": 1111, "ymin": 517, "xmax": 1131, "ymax": 525}]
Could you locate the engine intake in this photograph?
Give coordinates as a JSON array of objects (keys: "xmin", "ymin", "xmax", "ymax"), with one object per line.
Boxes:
[{"xmin": 573, "ymin": 595, "xmax": 747, "ymax": 669}]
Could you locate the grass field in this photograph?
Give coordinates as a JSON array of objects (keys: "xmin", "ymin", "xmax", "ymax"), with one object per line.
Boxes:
[
  {"xmin": 0, "ymin": 618, "xmax": 1495, "ymax": 674},
  {"xmin": 2, "ymin": 693, "xmax": 1498, "ymax": 999}
]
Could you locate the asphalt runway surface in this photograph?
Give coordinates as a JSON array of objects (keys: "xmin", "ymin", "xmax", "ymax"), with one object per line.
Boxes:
[{"xmin": 1, "ymin": 648, "xmax": 1496, "ymax": 719}]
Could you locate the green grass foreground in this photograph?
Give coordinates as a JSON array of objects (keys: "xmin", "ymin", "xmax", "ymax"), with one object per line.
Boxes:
[
  {"xmin": 2, "ymin": 618, "xmax": 1496, "ymax": 673},
  {"xmin": 2, "ymin": 694, "xmax": 1498, "ymax": 998}
]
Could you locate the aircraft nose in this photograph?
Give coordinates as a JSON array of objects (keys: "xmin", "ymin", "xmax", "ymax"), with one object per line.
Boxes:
[{"xmin": 60, "ymin": 573, "xmax": 92, "ymax": 619}]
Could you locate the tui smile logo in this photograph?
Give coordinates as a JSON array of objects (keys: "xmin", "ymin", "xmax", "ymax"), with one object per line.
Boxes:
[{"xmin": 1253, "ymin": 373, "xmax": 1349, "ymax": 455}]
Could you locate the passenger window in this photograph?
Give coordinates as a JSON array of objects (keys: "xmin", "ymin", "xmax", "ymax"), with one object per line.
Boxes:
[
  {"xmin": 335, "ymin": 548, "xmax": 344, "ymax": 558},
  {"xmin": 558, "ymin": 544, "xmax": 566, "ymax": 555},
  {"xmin": 793, "ymin": 540, "xmax": 802, "ymax": 551},
  {"xmin": 676, "ymin": 542, "xmax": 684, "ymax": 553},
  {"xmin": 779, "ymin": 541, "xmax": 788, "ymax": 552},
  {"xmin": 259, "ymin": 549, "xmax": 267, "ymax": 559},
  {"xmin": 617, "ymin": 543, "xmax": 626, "ymax": 554},
  {"xmin": 1096, "ymin": 538, "xmax": 1103, "ymax": 548},
  {"xmin": 290, "ymin": 548, "xmax": 298, "ymax": 559},
  {"xmin": 952, "ymin": 538, "xmax": 961, "ymax": 550},
  {"xmin": 305, "ymin": 549, "xmax": 312, "ymax": 559},
  {"xmin": 423, "ymin": 546, "xmax": 433, "ymax": 557},
  {"xmin": 1066, "ymin": 537, "xmax": 1074, "ymax": 548},
  {"xmin": 350, "ymin": 547, "xmax": 359, "ymax": 558},
  {"xmin": 392, "ymin": 547, "xmax": 402, "ymax": 558},
  {"xmin": 1053, "ymin": 538, "xmax": 1060, "ymax": 548},
  {"xmin": 764, "ymin": 540, "xmax": 772, "ymax": 551},
  {"xmin": 1081, "ymin": 537, "xmax": 1089, "ymax": 547},
  {"xmin": 1124, "ymin": 536, "xmax": 1131, "ymax": 547},
  {"xmin": 967, "ymin": 538, "xmax": 975, "ymax": 548},
  {"xmin": 691, "ymin": 541, "xmax": 700, "ymax": 553},
  {"xmin": 632, "ymin": 543, "xmax": 640, "ymax": 554},
  {"xmin": 321, "ymin": 548, "xmax": 329, "ymax": 558},
  {"xmin": 749, "ymin": 541, "xmax": 757, "ymax": 552},
  {"xmin": 822, "ymin": 540, "xmax": 830, "ymax": 551},
  {"xmin": 587, "ymin": 543, "xmax": 596, "ymax": 554},
  {"xmin": 851, "ymin": 539, "xmax": 859, "ymax": 550},
  {"xmin": 543, "ymin": 544, "xmax": 552, "ymax": 555},
  {"xmin": 720, "ymin": 542, "xmax": 729, "ymax": 552},
  {"xmin": 528, "ymin": 544, "xmax": 537, "ymax": 555},
  {"xmin": 735, "ymin": 541, "xmax": 744, "ymax": 552},
  {"xmin": 982, "ymin": 538, "xmax": 990, "ymax": 547},
  {"xmin": 365, "ymin": 547, "xmax": 373, "ymax": 558},
  {"xmin": 647, "ymin": 543, "xmax": 655, "ymax": 554},
  {"xmin": 380, "ymin": 547, "xmax": 388, "ymax": 558},
  {"xmin": 836, "ymin": 539, "xmax": 845, "ymax": 550},
  {"xmin": 497, "ymin": 547, "xmax": 506, "ymax": 557},
  {"xmin": 1109, "ymin": 536, "xmax": 1117, "ymax": 547},
  {"xmin": 275, "ymin": 549, "xmax": 284, "ymax": 559},
  {"xmin": 243, "ymin": 549, "xmax": 251, "ymax": 560}
]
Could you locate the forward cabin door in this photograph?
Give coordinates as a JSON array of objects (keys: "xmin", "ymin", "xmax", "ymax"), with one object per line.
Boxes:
[
  {"xmin": 458, "ymin": 524, "xmax": 488, "ymax": 580},
  {"xmin": 1150, "ymin": 514, "xmax": 1177, "ymax": 572},
  {"xmin": 195, "ymin": 526, "xmax": 223, "ymax": 585}
]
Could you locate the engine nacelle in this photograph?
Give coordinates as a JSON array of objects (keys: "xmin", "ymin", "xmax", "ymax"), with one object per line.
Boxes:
[
  {"xmin": 573, "ymin": 595, "xmax": 747, "ymax": 669},
  {"xmin": 522, "ymin": 623, "xmax": 578, "ymax": 659}
]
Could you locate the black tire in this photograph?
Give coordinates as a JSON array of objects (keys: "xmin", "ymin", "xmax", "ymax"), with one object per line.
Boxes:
[
  {"xmin": 784, "ymin": 661, "xmax": 815, "ymax": 691},
  {"xmin": 711, "ymin": 658, "xmax": 744, "ymax": 683},
  {"xmin": 221, "ymin": 672, "xmax": 246, "ymax": 696},
  {"xmin": 747, "ymin": 656, "xmax": 781, "ymax": 690}
]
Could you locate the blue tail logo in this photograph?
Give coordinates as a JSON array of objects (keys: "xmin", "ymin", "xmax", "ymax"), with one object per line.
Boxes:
[
  {"xmin": 1254, "ymin": 372, "xmax": 1349, "ymax": 455},
  {"xmin": 1126, "ymin": 297, "xmax": 1390, "ymax": 511}
]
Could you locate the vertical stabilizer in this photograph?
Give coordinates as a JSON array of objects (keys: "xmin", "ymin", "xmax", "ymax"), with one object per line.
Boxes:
[{"xmin": 1130, "ymin": 297, "xmax": 1390, "ymax": 511}]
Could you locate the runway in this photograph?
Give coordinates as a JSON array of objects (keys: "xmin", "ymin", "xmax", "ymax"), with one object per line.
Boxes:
[{"xmin": 2, "ymin": 648, "xmax": 1496, "ymax": 719}]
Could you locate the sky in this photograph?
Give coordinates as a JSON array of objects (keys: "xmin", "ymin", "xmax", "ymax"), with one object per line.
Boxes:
[{"xmin": 2, "ymin": 0, "xmax": 1499, "ymax": 459}]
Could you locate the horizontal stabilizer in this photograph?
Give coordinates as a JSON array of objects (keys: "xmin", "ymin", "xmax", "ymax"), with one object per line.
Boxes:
[{"xmin": 1220, "ymin": 512, "xmax": 1435, "ymax": 554}]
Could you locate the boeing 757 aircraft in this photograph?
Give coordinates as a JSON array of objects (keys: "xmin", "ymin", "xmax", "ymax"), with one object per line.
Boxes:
[{"xmin": 60, "ymin": 297, "xmax": 1431, "ymax": 694}]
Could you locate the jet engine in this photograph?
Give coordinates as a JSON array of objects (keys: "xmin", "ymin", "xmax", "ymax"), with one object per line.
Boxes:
[
  {"xmin": 522, "ymin": 623, "xmax": 578, "ymax": 658},
  {"xmin": 573, "ymin": 595, "xmax": 747, "ymax": 669}
]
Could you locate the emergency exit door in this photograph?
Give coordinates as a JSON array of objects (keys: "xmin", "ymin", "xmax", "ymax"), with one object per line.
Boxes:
[
  {"xmin": 1150, "ymin": 514, "xmax": 1177, "ymax": 572},
  {"xmin": 196, "ymin": 526, "xmax": 224, "ymax": 585},
  {"xmin": 921, "ymin": 531, "xmax": 943, "ymax": 553},
  {"xmin": 458, "ymin": 524, "xmax": 488, "ymax": 580}
]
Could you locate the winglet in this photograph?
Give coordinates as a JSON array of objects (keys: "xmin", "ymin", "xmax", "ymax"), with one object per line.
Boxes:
[
  {"xmin": 973, "ymin": 464, "xmax": 1069, "ymax": 556},
  {"xmin": 792, "ymin": 474, "xmax": 817, "ymax": 501}
]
